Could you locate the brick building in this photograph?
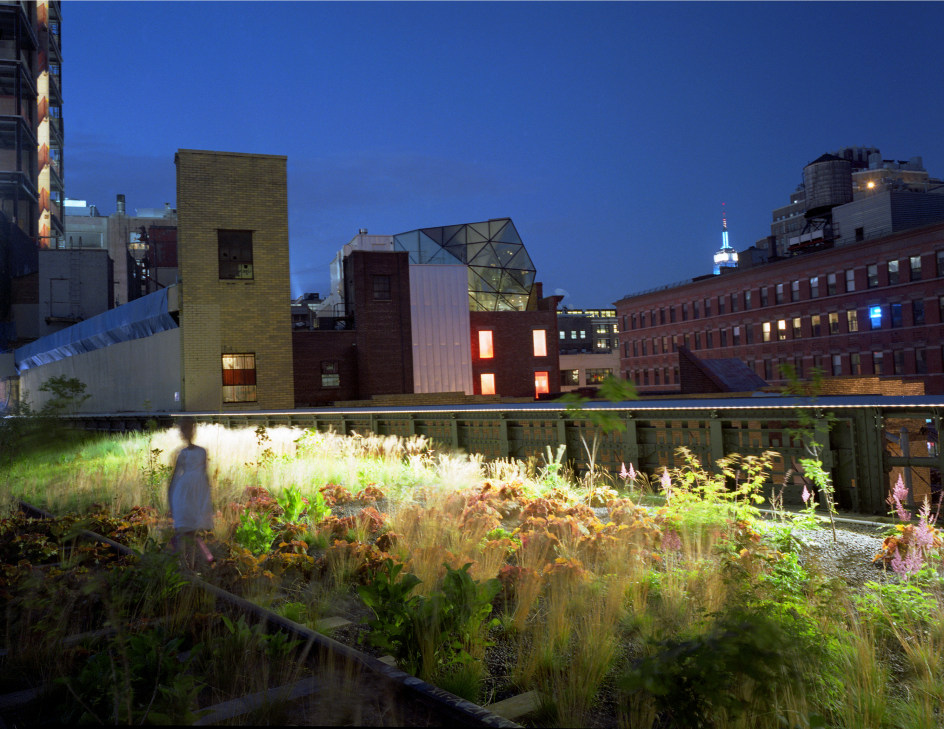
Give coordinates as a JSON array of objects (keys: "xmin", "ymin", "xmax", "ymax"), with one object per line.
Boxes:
[{"xmin": 615, "ymin": 220, "xmax": 944, "ymax": 395}]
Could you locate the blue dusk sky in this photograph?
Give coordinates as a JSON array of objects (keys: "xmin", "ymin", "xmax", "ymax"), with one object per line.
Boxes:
[{"xmin": 63, "ymin": 1, "xmax": 944, "ymax": 308}]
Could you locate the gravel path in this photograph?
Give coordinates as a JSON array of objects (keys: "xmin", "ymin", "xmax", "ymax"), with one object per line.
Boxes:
[{"xmin": 789, "ymin": 524, "xmax": 892, "ymax": 588}]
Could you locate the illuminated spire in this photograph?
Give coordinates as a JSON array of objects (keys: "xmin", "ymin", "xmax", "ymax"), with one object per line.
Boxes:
[{"xmin": 713, "ymin": 202, "xmax": 738, "ymax": 274}]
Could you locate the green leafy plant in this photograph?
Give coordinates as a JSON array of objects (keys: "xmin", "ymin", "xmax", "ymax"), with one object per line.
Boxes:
[
  {"xmin": 277, "ymin": 484, "xmax": 307, "ymax": 523},
  {"xmin": 780, "ymin": 365, "xmax": 839, "ymax": 542},
  {"xmin": 234, "ymin": 510, "xmax": 276, "ymax": 556},
  {"xmin": 38, "ymin": 375, "xmax": 91, "ymax": 417}
]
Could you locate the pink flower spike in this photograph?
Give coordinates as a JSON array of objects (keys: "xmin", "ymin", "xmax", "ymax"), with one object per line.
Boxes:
[
  {"xmin": 619, "ymin": 463, "xmax": 630, "ymax": 481},
  {"xmin": 889, "ymin": 475, "xmax": 912, "ymax": 522},
  {"xmin": 628, "ymin": 463, "xmax": 637, "ymax": 481},
  {"xmin": 662, "ymin": 530, "xmax": 682, "ymax": 551},
  {"xmin": 801, "ymin": 484, "xmax": 812, "ymax": 505},
  {"xmin": 660, "ymin": 469, "xmax": 672, "ymax": 499}
]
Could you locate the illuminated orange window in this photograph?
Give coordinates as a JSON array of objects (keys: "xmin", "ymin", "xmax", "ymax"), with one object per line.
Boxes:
[
  {"xmin": 534, "ymin": 371, "xmax": 549, "ymax": 398},
  {"xmin": 532, "ymin": 329, "xmax": 547, "ymax": 357},
  {"xmin": 480, "ymin": 373, "xmax": 496, "ymax": 395},
  {"xmin": 478, "ymin": 330, "xmax": 494, "ymax": 359}
]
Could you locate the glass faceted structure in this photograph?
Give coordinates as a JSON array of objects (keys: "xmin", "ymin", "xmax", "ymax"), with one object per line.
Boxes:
[{"xmin": 393, "ymin": 218, "xmax": 536, "ymax": 311}]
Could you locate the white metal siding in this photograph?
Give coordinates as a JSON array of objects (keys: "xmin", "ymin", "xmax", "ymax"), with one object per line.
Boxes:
[{"xmin": 409, "ymin": 265, "xmax": 472, "ymax": 395}]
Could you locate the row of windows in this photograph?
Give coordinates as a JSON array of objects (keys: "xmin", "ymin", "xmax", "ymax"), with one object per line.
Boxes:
[
  {"xmin": 624, "ymin": 250, "xmax": 944, "ymax": 331},
  {"xmin": 561, "ymin": 367, "xmax": 614, "ymax": 386},
  {"xmin": 623, "ymin": 297, "xmax": 942, "ymax": 358},
  {"xmin": 480, "ymin": 371, "xmax": 550, "ymax": 398},
  {"xmin": 478, "ymin": 329, "xmax": 548, "ymax": 359},
  {"xmin": 628, "ymin": 346, "xmax": 939, "ymax": 387}
]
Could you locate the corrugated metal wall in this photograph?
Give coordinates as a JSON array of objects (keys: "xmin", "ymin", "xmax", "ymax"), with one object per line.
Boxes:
[{"xmin": 409, "ymin": 265, "xmax": 473, "ymax": 395}]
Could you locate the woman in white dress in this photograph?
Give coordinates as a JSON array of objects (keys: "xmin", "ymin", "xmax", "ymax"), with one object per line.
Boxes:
[{"xmin": 167, "ymin": 418, "xmax": 214, "ymax": 569}]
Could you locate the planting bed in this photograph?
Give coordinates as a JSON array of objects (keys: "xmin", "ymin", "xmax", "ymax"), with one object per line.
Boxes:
[{"xmin": 2, "ymin": 424, "xmax": 944, "ymax": 727}]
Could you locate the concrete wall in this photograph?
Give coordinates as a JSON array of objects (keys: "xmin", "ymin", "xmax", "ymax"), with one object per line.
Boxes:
[
  {"xmin": 18, "ymin": 327, "xmax": 182, "ymax": 413},
  {"xmin": 559, "ymin": 350, "xmax": 620, "ymax": 391},
  {"xmin": 38, "ymin": 248, "xmax": 111, "ymax": 336},
  {"xmin": 175, "ymin": 149, "xmax": 294, "ymax": 411}
]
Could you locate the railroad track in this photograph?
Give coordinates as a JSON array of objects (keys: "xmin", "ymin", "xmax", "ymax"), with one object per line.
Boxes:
[{"xmin": 1, "ymin": 501, "xmax": 524, "ymax": 728}]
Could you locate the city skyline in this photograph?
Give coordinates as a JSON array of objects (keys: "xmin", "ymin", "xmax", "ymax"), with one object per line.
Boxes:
[{"xmin": 64, "ymin": 1, "xmax": 944, "ymax": 306}]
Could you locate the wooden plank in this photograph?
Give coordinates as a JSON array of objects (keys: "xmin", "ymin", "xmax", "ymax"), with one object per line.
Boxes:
[{"xmin": 487, "ymin": 690, "xmax": 541, "ymax": 720}]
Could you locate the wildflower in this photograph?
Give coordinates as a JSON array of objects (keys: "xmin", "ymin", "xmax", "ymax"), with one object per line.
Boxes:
[
  {"xmin": 662, "ymin": 530, "xmax": 682, "ymax": 551},
  {"xmin": 619, "ymin": 462, "xmax": 637, "ymax": 482},
  {"xmin": 801, "ymin": 484, "xmax": 812, "ymax": 505},
  {"xmin": 660, "ymin": 470, "xmax": 672, "ymax": 500},
  {"xmin": 887, "ymin": 474, "xmax": 912, "ymax": 522},
  {"xmin": 890, "ymin": 545, "xmax": 923, "ymax": 577}
]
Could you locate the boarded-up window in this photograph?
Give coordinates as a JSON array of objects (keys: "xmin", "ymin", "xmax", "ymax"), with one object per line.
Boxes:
[{"xmin": 222, "ymin": 353, "xmax": 257, "ymax": 402}]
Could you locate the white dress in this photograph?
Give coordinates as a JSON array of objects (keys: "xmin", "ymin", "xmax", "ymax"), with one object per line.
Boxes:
[{"xmin": 170, "ymin": 445, "xmax": 214, "ymax": 532}]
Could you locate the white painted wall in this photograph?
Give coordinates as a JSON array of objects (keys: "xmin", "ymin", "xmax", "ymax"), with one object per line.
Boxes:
[
  {"xmin": 19, "ymin": 328, "xmax": 183, "ymax": 413},
  {"xmin": 409, "ymin": 265, "xmax": 473, "ymax": 395}
]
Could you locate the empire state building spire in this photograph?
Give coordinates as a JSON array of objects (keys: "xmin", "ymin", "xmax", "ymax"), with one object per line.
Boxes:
[{"xmin": 713, "ymin": 203, "xmax": 738, "ymax": 275}]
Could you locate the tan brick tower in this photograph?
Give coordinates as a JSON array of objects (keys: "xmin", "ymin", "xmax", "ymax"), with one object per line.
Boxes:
[{"xmin": 175, "ymin": 150, "xmax": 294, "ymax": 410}]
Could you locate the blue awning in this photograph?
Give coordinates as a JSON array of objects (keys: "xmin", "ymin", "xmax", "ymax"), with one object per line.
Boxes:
[{"xmin": 14, "ymin": 288, "xmax": 179, "ymax": 372}]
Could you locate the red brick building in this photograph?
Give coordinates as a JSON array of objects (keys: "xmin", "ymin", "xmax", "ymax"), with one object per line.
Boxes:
[{"xmin": 615, "ymin": 221, "xmax": 944, "ymax": 394}]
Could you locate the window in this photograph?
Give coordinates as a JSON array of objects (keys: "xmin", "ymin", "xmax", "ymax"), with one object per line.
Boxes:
[
  {"xmin": 218, "ymin": 230, "xmax": 253, "ymax": 280},
  {"xmin": 847, "ymin": 309, "xmax": 858, "ymax": 332},
  {"xmin": 480, "ymin": 373, "xmax": 496, "ymax": 395},
  {"xmin": 792, "ymin": 317, "xmax": 802, "ymax": 339},
  {"xmin": 642, "ymin": 340, "xmax": 647, "ymax": 355},
  {"xmin": 910, "ymin": 255, "xmax": 922, "ymax": 281},
  {"xmin": 828, "ymin": 312, "xmax": 839, "ymax": 335},
  {"xmin": 732, "ymin": 325, "xmax": 741, "ymax": 346},
  {"xmin": 681, "ymin": 303, "xmax": 688, "ymax": 321},
  {"xmin": 794, "ymin": 356, "xmax": 803, "ymax": 379},
  {"xmin": 832, "ymin": 354, "xmax": 842, "ymax": 376},
  {"xmin": 643, "ymin": 370, "xmax": 649, "ymax": 386},
  {"xmin": 891, "ymin": 303, "xmax": 903, "ymax": 328},
  {"xmin": 775, "ymin": 283, "xmax": 784, "ymax": 304},
  {"xmin": 718, "ymin": 297, "xmax": 726, "ymax": 315},
  {"xmin": 662, "ymin": 336, "xmax": 668, "ymax": 353},
  {"xmin": 372, "ymin": 274, "xmax": 391, "ymax": 300},
  {"xmin": 855, "ymin": 227, "xmax": 865, "ymax": 242},
  {"xmin": 559, "ymin": 330, "xmax": 565, "ymax": 340},
  {"xmin": 694, "ymin": 332, "xmax": 701, "ymax": 349},
  {"xmin": 534, "ymin": 371, "xmax": 549, "ymax": 398},
  {"xmin": 810, "ymin": 277, "xmax": 819, "ymax": 298},
  {"xmin": 760, "ymin": 287, "xmax": 769, "ymax": 307},
  {"xmin": 561, "ymin": 369, "xmax": 579, "ymax": 386},
  {"xmin": 660, "ymin": 308, "xmax": 666, "ymax": 325},
  {"xmin": 672, "ymin": 335, "xmax": 679, "ymax": 352},
  {"xmin": 693, "ymin": 301, "xmax": 700, "ymax": 319},
  {"xmin": 869, "ymin": 305, "xmax": 883, "ymax": 329},
  {"xmin": 222, "ymin": 353, "xmax": 257, "ymax": 402},
  {"xmin": 321, "ymin": 360, "xmax": 340, "ymax": 388},
  {"xmin": 873, "ymin": 352, "xmax": 884, "ymax": 376},
  {"xmin": 744, "ymin": 290, "xmax": 751, "ymax": 310},
  {"xmin": 937, "ymin": 250, "xmax": 944, "ymax": 277},
  {"xmin": 916, "ymin": 348, "xmax": 927, "ymax": 375},
  {"xmin": 846, "ymin": 269, "xmax": 856, "ymax": 292},
  {"xmin": 632, "ymin": 341, "xmax": 639, "ymax": 357},
  {"xmin": 777, "ymin": 319, "xmax": 787, "ymax": 340},
  {"xmin": 706, "ymin": 331, "xmax": 713, "ymax": 348},
  {"xmin": 570, "ymin": 330, "xmax": 577, "ymax": 340},
  {"xmin": 745, "ymin": 324, "xmax": 754, "ymax": 344},
  {"xmin": 893, "ymin": 350, "xmax": 905, "ymax": 376},
  {"xmin": 654, "ymin": 370, "xmax": 661, "ymax": 386},
  {"xmin": 704, "ymin": 298, "xmax": 712, "ymax": 317},
  {"xmin": 827, "ymin": 273, "xmax": 837, "ymax": 296},
  {"xmin": 762, "ymin": 322, "xmax": 771, "ymax": 342},
  {"xmin": 867, "ymin": 264, "xmax": 879, "ymax": 288},
  {"xmin": 811, "ymin": 315, "xmax": 821, "ymax": 337},
  {"xmin": 478, "ymin": 330, "xmax": 494, "ymax": 359},
  {"xmin": 579, "ymin": 331, "xmax": 586, "ymax": 339},
  {"xmin": 720, "ymin": 329, "xmax": 728, "ymax": 347},
  {"xmin": 888, "ymin": 260, "xmax": 900, "ymax": 286},
  {"xmin": 586, "ymin": 368, "xmax": 612, "ymax": 384},
  {"xmin": 532, "ymin": 329, "xmax": 547, "ymax": 357},
  {"xmin": 764, "ymin": 359, "xmax": 772, "ymax": 380},
  {"xmin": 792, "ymin": 280, "xmax": 801, "ymax": 301},
  {"xmin": 630, "ymin": 314, "xmax": 636, "ymax": 330},
  {"xmin": 851, "ymin": 353, "xmax": 862, "ymax": 375},
  {"xmin": 940, "ymin": 295, "xmax": 944, "ymax": 323},
  {"xmin": 670, "ymin": 307, "xmax": 676, "ymax": 323},
  {"xmin": 913, "ymin": 299, "xmax": 925, "ymax": 326},
  {"xmin": 730, "ymin": 293, "xmax": 738, "ymax": 313}
]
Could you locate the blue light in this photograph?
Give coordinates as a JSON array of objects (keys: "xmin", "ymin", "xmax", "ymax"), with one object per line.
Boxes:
[{"xmin": 869, "ymin": 306, "xmax": 882, "ymax": 325}]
